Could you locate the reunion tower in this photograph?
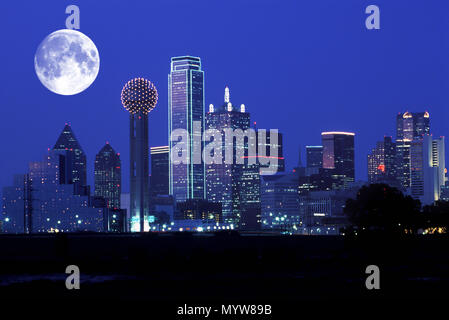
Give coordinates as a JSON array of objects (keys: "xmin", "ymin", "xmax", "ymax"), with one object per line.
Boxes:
[{"xmin": 121, "ymin": 78, "xmax": 158, "ymax": 232}]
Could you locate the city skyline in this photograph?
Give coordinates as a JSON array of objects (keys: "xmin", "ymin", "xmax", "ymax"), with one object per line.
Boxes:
[
  {"xmin": 2, "ymin": 1, "xmax": 449, "ymax": 194},
  {"xmin": 1, "ymin": 94, "xmax": 445, "ymax": 193},
  {"xmin": 3, "ymin": 102, "xmax": 444, "ymax": 233},
  {"xmin": 2, "ymin": 0, "xmax": 449, "ymax": 307}
]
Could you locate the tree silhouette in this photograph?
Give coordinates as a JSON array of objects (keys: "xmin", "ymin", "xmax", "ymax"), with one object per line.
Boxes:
[
  {"xmin": 422, "ymin": 201, "xmax": 449, "ymax": 233},
  {"xmin": 344, "ymin": 184, "xmax": 421, "ymax": 235}
]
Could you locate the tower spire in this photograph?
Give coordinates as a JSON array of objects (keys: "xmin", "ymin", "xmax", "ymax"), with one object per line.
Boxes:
[{"xmin": 224, "ymin": 86, "xmax": 230, "ymax": 103}]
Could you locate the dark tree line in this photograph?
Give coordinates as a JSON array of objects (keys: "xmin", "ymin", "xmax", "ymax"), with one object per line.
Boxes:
[{"xmin": 343, "ymin": 184, "xmax": 449, "ymax": 235}]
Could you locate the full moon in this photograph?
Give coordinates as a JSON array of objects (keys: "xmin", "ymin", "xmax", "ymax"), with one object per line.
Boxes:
[{"xmin": 34, "ymin": 29, "xmax": 100, "ymax": 95}]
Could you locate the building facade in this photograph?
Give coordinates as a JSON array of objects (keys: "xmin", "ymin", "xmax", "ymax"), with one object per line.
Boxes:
[
  {"xmin": 321, "ymin": 131, "xmax": 355, "ymax": 190},
  {"xmin": 94, "ymin": 143, "xmax": 121, "ymax": 210},
  {"xmin": 261, "ymin": 172, "xmax": 300, "ymax": 232},
  {"xmin": 28, "ymin": 150, "xmax": 104, "ymax": 233},
  {"xmin": 53, "ymin": 124, "xmax": 88, "ymax": 195},
  {"xmin": 1, "ymin": 174, "xmax": 31, "ymax": 233},
  {"xmin": 410, "ymin": 135, "xmax": 445, "ymax": 205},
  {"xmin": 169, "ymin": 56, "xmax": 205, "ymax": 202},
  {"xmin": 306, "ymin": 145, "xmax": 323, "ymax": 169},
  {"xmin": 367, "ymin": 136, "xmax": 396, "ymax": 185},
  {"xmin": 150, "ymin": 146, "xmax": 169, "ymax": 197},
  {"xmin": 395, "ymin": 111, "xmax": 430, "ymax": 190},
  {"xmin": 205, "ymin": 87, "xmax": 259, "ymax": 227}
]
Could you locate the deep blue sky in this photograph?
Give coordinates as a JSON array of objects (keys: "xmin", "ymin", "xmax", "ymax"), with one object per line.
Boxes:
[{"xmin": 1, "ymin": 0, "xmax": 449, "ymax": 192}]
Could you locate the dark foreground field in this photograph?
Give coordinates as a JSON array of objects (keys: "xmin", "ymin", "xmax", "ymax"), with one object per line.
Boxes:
[{"xmin": 0, "ymin": 233, "xmax": 448, "ymax": 311}]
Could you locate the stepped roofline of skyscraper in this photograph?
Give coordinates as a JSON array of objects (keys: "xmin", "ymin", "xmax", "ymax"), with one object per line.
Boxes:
[
  {"xmin": 321, "ymin": 131, "xmax": 355, "ymax": 136},
  {"xmin": 171, "ymin": 55, "xmax": 201, "ymax": 62},
  {"xmin": 171, "ymin": 56, "xmax": 202, "ymax": 71}
]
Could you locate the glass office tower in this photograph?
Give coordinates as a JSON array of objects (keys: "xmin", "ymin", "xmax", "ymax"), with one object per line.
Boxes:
[
  {"xmin": 205, "ymin": 87, "xmax": 252, "ymax": 225},
  {"xmin": 306, "ymin": 146, "xmax": 323, "ymax": 168},
  {"xmin": 321, "ymin": 131, "xmax": 355, "ymax": 190},
  {"xmin": 367, "ymin": 136, "xmax": 396, "ymax": 185},
  {"xmin": 94, "ymin": 143, "xmax": 121, "ymax": 210},
  {"xmin": 169, "ymin": 56, "xmax": 205, "ymax": 202},
  {"xmin": 395, "ymin": 111, "xmax": 430, "ymax": 190},
  {"xmin": 53, "ymin": 124, "xmax": 88, "ymax": 195},
  {"xmin": 150, "ymin": 146, "xmax": 170, "ymax": 197}
]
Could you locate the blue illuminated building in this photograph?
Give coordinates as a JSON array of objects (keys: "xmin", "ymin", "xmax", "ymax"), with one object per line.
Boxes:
[{"xmin": 169, "ymin": 56, "xmax": 205, "ymax": 202}]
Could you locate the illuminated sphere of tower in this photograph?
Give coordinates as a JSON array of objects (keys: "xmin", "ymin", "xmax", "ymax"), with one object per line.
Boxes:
[{"xmin": 121, "ymin": 77, "xmax": 158, "ymax": 114}]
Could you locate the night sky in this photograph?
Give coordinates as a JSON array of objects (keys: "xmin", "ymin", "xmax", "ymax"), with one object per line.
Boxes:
[{"xmin": 1, "ymin": 0, "xmax": 449, "ymax": 193}]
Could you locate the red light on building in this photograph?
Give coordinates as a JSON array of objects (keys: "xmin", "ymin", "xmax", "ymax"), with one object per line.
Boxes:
[{"xmin": 377, "ymin": 164, "xmax": 385, "ymax": 173}]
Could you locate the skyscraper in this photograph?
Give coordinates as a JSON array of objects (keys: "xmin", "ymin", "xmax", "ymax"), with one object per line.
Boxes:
[
  {"xmin": 1, "ymin": 174, "xmax": 31, "ymax": 233},
  {"xmin": 367, "ymin": 136, "xmax": 396, "ymax": 185},
  {"xmin": 256, "ymin": 130, "xmax": 285, "ymax": 174},
  {"xmin": 238, "ymin": 162, "xmax": 261, "ymax": 230},
  {"xmin": 395, "ymin": 111, "xmax": 430, "ymax": 189},
  {"xmin": 261, "ymin": 172, "xmax": 300, "ymax": 232},
  {"xmin": 306, "ymin": 146, "xmax": 323, "ymax": 169},
  {"xmin": 94, "ymin": 143, "xmax": 121, "ymax": 210},
  {"xmin": 205, "ymin": 86, "xmax": 253, "ymax": 225},
  {"xmin": 432, "ymin": 137, "xmax": 446, "ymax": 192},
  {"xmin": 28, "ymin": 150, "xmax": 104, "ymax": 232},
  {"xmin": 169, "ymin": 56, "xmax": 205, "ymax": 202},
  {"xmin": 53, "ymin": 124, "xmax": 87, "ymax": 195},
  {"xmin": 121, "ymin": 78, "xmax": 158, "ymax": 232},
  {"xmin": 410, "ymin": 135, "xmax": 445, "ymax": 205},
  {"xmin": 396, "ymin": 111, "xmax": 430, "ymax": 141},
  {"xmin": 2, "ymin": 151, "xmax": 105, "ymax": 234},
  {"xmin": 321, "ymin": 131, "xmax": 355, "ymax": 189},
  {"xmin": 150, "ymin": 146, "xmax": 169, "ymax": 197}
]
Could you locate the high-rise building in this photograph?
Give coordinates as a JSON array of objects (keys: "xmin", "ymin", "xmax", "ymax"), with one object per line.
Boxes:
[
  {"xmin": 410, "ymin": 134, "xmax": 445, "ymax": 205},
  {"xmin": 395, "ymin": 111, "xmax": 431, "ymax": 190},
  {"xmin": 53, "ymin": 124, "xmax": 87, "ymax": 195},
  {"xmin": 169, "ymin": 56, "xmax": 205, "ymax": 202},
  {"xmin": 432, "ymin": 137, "xmax": 446, "ymax": 192},
  {"xmin": 396, "ymin": 111, "xmax": 430, "ymax": 141},
  {"xmin": 150, "ymin": 146, "xmax": 169, "ymax": 197},
  {"xmin": 29, "ymin": 150, "xmax": 104, "ymax": 232},
  {"xmin": 306, "ymin": 146, "xmax": 323, "ymax": 169},
  {"xmin": 321, "ymin": 132, "xmax": 355, "ymax": 189},
  {"xmin": 121, "ymin": 78, "xmax": 158, "ymax": 232},
  {"xmin": 261, "ymin": 172, "xmax": 300, "ymax": 232},
  {"xmin": 205, "ymin": 86, "xmax": 257, "ymax": 226},
  {"xmin": 238, "ymin": 163, "xmax": 261, "ymax": 230},
  {"xmin": 367, "ymin": 136, "xmax": 396, "ymax": 185},
  {"xmin": 94, "ymin": 143, "xmax": 121, "ymax": 210},
  {"xmin": 1, "ymin": 148, "xmax": 105, "ymax": 233},
  {"xmin": 1, "ymin": 174, "xmax": 31, "ymax": 233},
  {"xmin": 395, "ymin": 140, "xmax": 412, "ymax": 189},
  {"xmin": 256, "ymin": 131, "xmax": 285, "ymax": 174},
  {"xmin": 410, "ymin": 135, "xmax": 445, "ymax": 205}
]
